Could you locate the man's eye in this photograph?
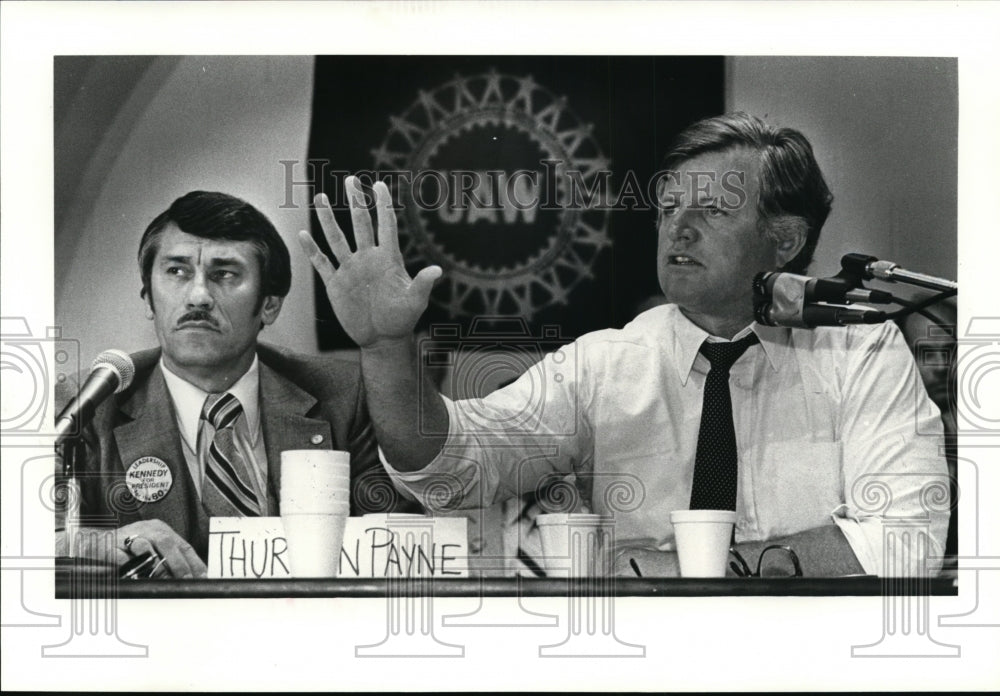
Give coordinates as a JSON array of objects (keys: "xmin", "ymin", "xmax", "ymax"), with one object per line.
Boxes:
[
  {"xmin": 166, "ymin": 266, "xmax": 188, "ymax": 277},
  {"xmin": 212, "ymin": 270, "xmax": 237, "ymax": 281},
  {"xmin": 661, "ymin": 204, "xmax": 679, "ymax": 216},
  {"xmin": 704, "ymin": 204, "xmax": 726, "ymax": 218}
]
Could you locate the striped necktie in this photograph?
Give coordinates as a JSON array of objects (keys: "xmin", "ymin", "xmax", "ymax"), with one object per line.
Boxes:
[
  {"xmin": 689, "ymin": 333, "xmax": 759, "ymax": 511},
  {"xmin": 200, "ymin": 392, "xmax": 261, "ymax": 517}
]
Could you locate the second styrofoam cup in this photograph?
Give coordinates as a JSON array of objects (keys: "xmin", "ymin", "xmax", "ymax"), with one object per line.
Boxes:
[{"xmin": 669, "ymin": 509, "xmax": 735, "ymax": 577}]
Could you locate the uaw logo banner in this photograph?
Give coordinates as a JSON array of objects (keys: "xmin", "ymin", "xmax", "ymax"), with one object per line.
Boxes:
[
  {"xmin": 372, "ymin": 71, "xmax": 611, "ymax": 321},
  {"xmin": 305, "ymin": 56, "xmax": 724, "ymax": 348}
]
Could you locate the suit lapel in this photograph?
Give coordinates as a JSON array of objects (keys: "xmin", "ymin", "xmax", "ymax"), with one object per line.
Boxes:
[
  {"xmin": 111, "ymin": 356, "xmax": 334, "ymax": 549},
  {"xmin": 258, "ymin": 360, "xmax": 332, "ymax": 514},
  {"xmin": 113, "ymin": 364, "xmax": 208, "ymax": 551}
]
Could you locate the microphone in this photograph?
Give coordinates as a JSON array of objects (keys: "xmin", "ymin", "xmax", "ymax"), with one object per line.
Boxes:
[
  {"xmin": 840, "ymin": 253, "xmax": 958, "ymax": 292},
  {"xmin": 753, "ymin": 272, "xmax": 887, "ymax": 328},
  {"xmin": 754, "ymin": 271, "xmax": 894, "ymax": 305},
  {"xmin": 55, "ymin": 349, "xmax": 135, "ymax": 447},
  {"xmin": 757, "ymin": 303, "xmax": 888, "ymax": 328}
]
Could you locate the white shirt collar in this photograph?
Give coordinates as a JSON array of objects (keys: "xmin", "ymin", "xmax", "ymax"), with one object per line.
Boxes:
[
  {"xmin": 159, "ymin": 355, "xmax": 261, "ymax": 450},
  {"xmin": 666, "ymin": 305, "xmax": 782, "ymax": 385}
]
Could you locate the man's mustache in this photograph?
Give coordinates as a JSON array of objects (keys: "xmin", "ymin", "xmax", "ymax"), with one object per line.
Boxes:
[{"xmin": 177, "ymin": 310, "xmax": 219, "ymax": 328}]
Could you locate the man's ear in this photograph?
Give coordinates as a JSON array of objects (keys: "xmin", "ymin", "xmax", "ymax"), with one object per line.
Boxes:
[
  {"xmin": 142, "ymin": 292, "xmax": 155, "ymax": 320},
  {"xmin": 259, "ymin": 295, "xmax": 283, "ymax": 327},
  {"xmin": 767, "ymin": 215, "xmax": 808, "ymax": 268}
]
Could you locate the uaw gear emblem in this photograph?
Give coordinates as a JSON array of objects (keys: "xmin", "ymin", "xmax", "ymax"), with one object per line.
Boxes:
[
  {"xmin": 373, "ymin": 71, "xmax": 612, "ymax": 320},
  {"xmin": 124, "ymin": 456, "xmax": 173, "ymax": 503}
]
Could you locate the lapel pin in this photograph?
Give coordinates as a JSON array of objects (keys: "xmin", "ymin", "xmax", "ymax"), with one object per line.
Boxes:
[
  {"xmin": 310, "ymin": 434, "xmax": 324, "ymax": 445},
  {"xmin": 124, "ymin": 456, "xmax": 173, "ymax": 503}
]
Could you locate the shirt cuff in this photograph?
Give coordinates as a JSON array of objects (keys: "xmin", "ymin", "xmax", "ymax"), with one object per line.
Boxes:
[
  {"xmin": 830, "ymin": 505, "xmax": 946, "ymax": 577},
  {"xmin": 377, "ymin": 444, "xmax": 455, "ymax": 476}
]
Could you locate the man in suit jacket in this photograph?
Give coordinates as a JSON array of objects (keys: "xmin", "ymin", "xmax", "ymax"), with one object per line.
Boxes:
[{"xmin": 56, "ymin": 191, "xmax": 417, "ymax": 577}]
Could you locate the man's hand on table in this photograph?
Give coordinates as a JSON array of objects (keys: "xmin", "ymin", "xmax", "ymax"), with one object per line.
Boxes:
[
  {"xmin": 116, "ymin": 520, "xmax": 207, "ymax": 578},
  {"xmin": 61, "ymin": 519, "xmax": 207, "ymax": 578}
]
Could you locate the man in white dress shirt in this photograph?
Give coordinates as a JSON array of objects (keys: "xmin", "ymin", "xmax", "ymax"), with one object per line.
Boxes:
[{"xmin": 300, "ymin": 112, "xmax": 948, "ymax": 577}]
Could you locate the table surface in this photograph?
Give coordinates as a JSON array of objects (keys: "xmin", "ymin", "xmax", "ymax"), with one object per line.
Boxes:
[{"xmin": 55, "ymin": 568, "xmax": 959, "ymax": 599}]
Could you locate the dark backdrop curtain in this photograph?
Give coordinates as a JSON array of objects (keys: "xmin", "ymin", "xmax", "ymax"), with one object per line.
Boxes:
[{"xmin": 307, "ymin": 56, "xmax": 724, "ymax": 349}]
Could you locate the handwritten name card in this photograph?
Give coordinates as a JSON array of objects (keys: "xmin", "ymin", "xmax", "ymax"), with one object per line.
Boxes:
[{"xmin": 208, "ymin": 515, "xmax": 468, "ymax": 579}]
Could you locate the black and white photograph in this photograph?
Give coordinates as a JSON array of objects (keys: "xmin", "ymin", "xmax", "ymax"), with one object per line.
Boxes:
[{"xmin": 2, "ymin": 1, "xmax": 998, "ymax": 692}]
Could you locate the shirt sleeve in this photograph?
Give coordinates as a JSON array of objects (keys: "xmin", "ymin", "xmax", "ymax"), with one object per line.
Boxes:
[
  {"xmin": 382, "ymin": 340, "xmax": 592, "ymax": 513},
  {"xmin": 833, "ymin": 322, "xmax": 950, "ymax": 576}
]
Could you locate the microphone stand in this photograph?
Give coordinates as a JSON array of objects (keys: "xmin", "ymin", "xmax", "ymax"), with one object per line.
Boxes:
[
  {"xmin": 56, "ymin": 437, "xmax": 85, "ymax": 558},
  {"xmin": 839, "ymin": 253, "xmax": 958, "ymax": 293},
  {"xmin": 834, "ymin": 253, "xmax": 957, "ymax": 324}
]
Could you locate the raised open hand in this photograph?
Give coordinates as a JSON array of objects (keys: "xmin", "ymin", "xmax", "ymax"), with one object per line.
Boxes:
[{"xmin": 298, "ymin": 177, "xmax": 442, "ymax": 348}]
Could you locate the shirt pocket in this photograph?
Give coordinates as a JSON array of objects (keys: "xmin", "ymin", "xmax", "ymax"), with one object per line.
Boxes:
[{"xmin": 752, "ymin": 439, "xmax": 843, "ymax": 539}]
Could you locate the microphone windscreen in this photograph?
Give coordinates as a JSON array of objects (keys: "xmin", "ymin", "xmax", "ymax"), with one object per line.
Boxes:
[
  {"xmin": 768, "ymin": 273, "xmax": 809, "ymax": 326},
  {"xmin": 90, "ymin": 349, "xmax": 136, "ymax": 394}
]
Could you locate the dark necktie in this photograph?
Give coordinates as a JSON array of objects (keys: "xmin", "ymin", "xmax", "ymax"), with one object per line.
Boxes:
[
  {"xmin": 689, "ymin": 333, "xmax": 759, "ymax": 511},
  {"xmin": 200, "ymin": 392, "xmax": 261, "ymax": 517}
]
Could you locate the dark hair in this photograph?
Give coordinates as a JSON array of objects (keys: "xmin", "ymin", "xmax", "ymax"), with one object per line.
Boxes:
[
  {"xmin": 138, "ymin": 191, "xmax": 291, "ymax": 306},
  {"xmin": 661, "ymin": 112, "xmax": 833, "ymax": 274}
]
